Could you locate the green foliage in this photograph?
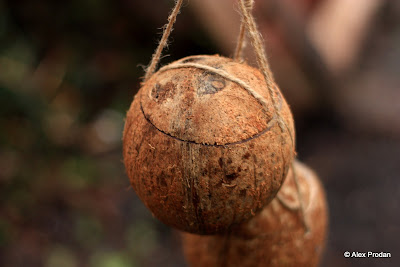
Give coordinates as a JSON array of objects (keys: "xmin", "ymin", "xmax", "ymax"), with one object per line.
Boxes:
[{"xmin": 90, "ymin": 251, "xmax": 135, "ymax": 267}]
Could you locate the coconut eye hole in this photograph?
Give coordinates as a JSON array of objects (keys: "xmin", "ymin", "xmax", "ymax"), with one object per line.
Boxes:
[{"xmin": 197, "ymin": 73, "xmax": 227, "ymax": 96}]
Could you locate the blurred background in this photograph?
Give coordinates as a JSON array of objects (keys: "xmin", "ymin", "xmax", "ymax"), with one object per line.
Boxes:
[{"xmin": 0, "ymin": 0, "xmax": 399, "ymax": 266}]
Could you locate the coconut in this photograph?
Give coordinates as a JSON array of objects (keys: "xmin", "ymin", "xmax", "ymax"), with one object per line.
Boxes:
[
  {"xmin": 182, "ymin": 160, "xmax": 328, "ymax": 266},
  {"xmin": 123, "ymin": 55, "xmax": 295, "ymax": 234}
]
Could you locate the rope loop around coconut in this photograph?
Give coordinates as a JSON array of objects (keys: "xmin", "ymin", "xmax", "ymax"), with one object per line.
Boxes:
[
  {"xmin": 142, "ymin": 0, "xmax": 307, "ymax": 231},
  {"xmin": 157, "ymin": 62, "xmax": 271, "ymax": 112},
  {"xmin": 143, "ymin": 0, "xmax": 291, "ymax": 142}
]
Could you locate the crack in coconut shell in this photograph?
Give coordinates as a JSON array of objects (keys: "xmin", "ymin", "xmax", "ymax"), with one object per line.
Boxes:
[
  {"xmin": 140, "ymin": 55, "xmax": 285, "ymax": 146},
  {"xmin": 139, "ymin": 100, "xmax": 276, "ymax": 147}
]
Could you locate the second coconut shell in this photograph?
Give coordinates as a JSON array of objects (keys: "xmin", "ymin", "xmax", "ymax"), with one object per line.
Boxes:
[{"xmin": 182, "ymin": 160, "xmax": 328, "ymax": 266}]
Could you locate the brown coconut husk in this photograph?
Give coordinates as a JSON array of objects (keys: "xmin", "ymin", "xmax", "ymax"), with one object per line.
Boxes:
[
  {"xmin": 182, "ymin": 160, "xmax": 328, "ymax": 266},
  {"xmin": 123, "ymin": 55, "xmax": 295, "ymax": 234}
]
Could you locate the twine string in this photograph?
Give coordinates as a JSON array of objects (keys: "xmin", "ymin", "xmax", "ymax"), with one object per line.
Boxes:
[
  {"xmin": 143, "ymin": 0, "xmax": 306, "ymax": 231},
  {"xmin": 142, "ymin": 0, "xmax": 289, "ymax": 143},
  {"xmin": 291, "ymin": 161, "xmax": 310, "ymax": 233},
  {"xmin": 143, "ymin": 0, "xmax": 184, "ymax": 83},
  {"xmin": 236, "ymin": 0, "xmax": 308, "ymax": 233},
  {"xmin": 234, "ymin": 0, "xmax": 254, "ymax": 61},
  {"xmin": 143, "ymin": 0, "xmax": 285, "ymax": 139},
  {"xmin": 237, "ymin": 0, "xmax": 288, "ymax": 133}
]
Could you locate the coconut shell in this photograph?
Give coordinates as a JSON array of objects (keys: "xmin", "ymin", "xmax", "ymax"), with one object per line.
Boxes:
[
  {"xmin": 182, "ymin": 160, "xmax": 328, "ymax": 267},
  {"xmin": 123, "ymin": 55, "xmax": 295, "ymax": 234}
]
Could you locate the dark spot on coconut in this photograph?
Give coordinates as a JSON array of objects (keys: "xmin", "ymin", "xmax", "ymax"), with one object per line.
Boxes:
[
  {"xmin": 237, "ymin": 167, "xmax": 242, "ymax": 172},
  {"xmin": 134, "ymin": 144, "xmax": 140, "ymax": 152},
  {"xmin": 243, "ymin": 152, "xmax": 251, "ymax": 160},
  {"xmin": 218, "ymin": 158, "xmax": 223, "ymax": 168},
  {"xmin": 227, "ymin": 158, "xmax": 232, "ymax": 164},
  {"xmin": 240, "ymin": 189, "xmax": 246, "ymax": 197},
  {"xmin": 157, "ymin": 174, "xmax": 167, "ymax": 187},
  {"xmin": 192, "ymin": 190, "xmax": 200, "ymax": 210},
  {"xmin": 225, "ymin": 172, "xmax": 239, "ymax": 181},
  {"xmin": 151, "ymin": 83, "xmax": 161, "ymax": 99},
  {"xmin": 151, "ymin": 82, "xmax": 176, "ymax": 102}
]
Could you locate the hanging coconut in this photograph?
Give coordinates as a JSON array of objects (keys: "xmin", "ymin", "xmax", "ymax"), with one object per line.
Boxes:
[
  {"xmin": 123, "ymin": 55, "xmax": 295, "ymax": 234},
  {"xmin": 181, "ymin": 160, "xmax": 328, "ymax": 266}
]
